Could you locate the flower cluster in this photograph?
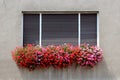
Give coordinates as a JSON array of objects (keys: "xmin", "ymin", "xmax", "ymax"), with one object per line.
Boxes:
[{"xmin": 12, "ymin": 44, "xmax": 103, "ymax": 70}]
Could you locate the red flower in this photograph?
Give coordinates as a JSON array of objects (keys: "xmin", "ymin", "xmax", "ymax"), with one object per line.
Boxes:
[{"xmin": 12, "ymin": 44, "xmax": 103, "ymax": 70}]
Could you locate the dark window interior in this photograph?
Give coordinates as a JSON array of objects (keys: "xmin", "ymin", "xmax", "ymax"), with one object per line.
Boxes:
[
  {"xmin": 23, "ymin": 14, "xmax": 39, "ymax": 45},
  {"xmin": 81, "ymin": 14, "xmax": 97, "ymax": 45},
  {"xmin": 42, "ymin": 14, "xmax": 78, "ymax": 46},
  {"xmin": 23, "ymin": 13, "xmax": 97, "ymax": 46}
]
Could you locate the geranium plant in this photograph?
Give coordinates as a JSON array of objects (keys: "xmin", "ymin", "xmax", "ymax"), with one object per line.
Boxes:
[{"xmin": 12, "ymin": 44, "xmax": 103, "ymax": 70}]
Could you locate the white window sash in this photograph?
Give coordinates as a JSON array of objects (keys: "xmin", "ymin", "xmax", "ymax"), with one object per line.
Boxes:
[
  {"xmin": 39, "ymin": 13, "xmax": 42, "ymax": 46},
  {"xmin": 97, "ymin": 13, "xmax": 100, "ymax": 47}
]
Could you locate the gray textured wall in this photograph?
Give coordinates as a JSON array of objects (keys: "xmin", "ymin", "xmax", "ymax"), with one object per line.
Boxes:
[{"xmin": 0, "ymin": 0, "xmax": 120, "ymax": 80}]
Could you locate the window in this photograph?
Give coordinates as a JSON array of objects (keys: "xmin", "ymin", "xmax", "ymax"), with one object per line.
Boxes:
[{"xmin": 23, "ymin": 13, "xmax": 98, "ymax": 46}]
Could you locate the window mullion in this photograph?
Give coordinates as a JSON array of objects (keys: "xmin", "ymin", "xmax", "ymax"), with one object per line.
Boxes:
[
  {"xmin": 97, "ymin": 13, "xmax": 99, "ymax": 47},
  {"xmin": 39, "ymin": 13, "xmax": 42, "ymax": 46}
]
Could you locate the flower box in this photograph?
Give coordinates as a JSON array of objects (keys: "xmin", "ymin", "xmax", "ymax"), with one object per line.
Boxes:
[{"xmin": 12, "ymin": 44, "xmax": 103, "ymax": 71}]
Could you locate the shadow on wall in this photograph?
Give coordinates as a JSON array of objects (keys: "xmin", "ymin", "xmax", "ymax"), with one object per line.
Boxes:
[
  {"xmin": 68, "ymin": 60, "xmax": 117, "ymax": 80},
  {"xmin": 19, "ymin": 60, "xmax": 117, "ymax": 80}
]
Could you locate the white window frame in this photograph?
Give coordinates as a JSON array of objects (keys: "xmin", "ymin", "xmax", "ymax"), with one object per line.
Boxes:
[
  {"xmin": 22, "ymin": 12, "xmax": 99, "ymax": 47},
  {"xmin": 39, "ymin": 13, "xmax": 42, "ymax": 46},
  {"xmin": 97, "ymin": 13, "xmax": 100, "ymax": 47}
]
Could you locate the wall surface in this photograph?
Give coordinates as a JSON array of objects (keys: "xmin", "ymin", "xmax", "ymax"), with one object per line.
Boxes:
[{"xmin": 0, "ymin": 0, "xmax": 120, "ymax": 80}]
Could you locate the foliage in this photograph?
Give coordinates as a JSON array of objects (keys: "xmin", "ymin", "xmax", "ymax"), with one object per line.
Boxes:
[{"xmin": 12, "ymin": 44, "xmax": 103, "ymax": 70}]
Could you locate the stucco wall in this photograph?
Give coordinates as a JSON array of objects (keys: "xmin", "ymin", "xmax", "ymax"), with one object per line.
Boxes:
[{"xmin": 0, "ymin": 0, "xmax": 120, "ymax": 80}]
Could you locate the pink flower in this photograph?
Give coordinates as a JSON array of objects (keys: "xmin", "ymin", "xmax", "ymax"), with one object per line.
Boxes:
[{"xmin": 12, "ymin": 43, "xmax": 103, "ymax": 70}]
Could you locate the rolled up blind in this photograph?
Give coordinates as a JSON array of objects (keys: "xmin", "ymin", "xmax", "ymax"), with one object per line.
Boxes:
[
  {"xmin": 23, "ymin": 14, "xmax": 39, "ymax": 45},
  {"xmin": 81, "ymin": 14, "xmax": 97, "ymax": 45}
]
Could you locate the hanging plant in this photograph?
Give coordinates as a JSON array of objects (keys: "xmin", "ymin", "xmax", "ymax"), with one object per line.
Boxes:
[{"xmin": 12, "ymin": 44, "xmax": 103, "ymax": 70}]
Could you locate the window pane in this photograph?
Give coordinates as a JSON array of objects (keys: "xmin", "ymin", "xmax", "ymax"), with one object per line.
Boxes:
[
  {"xmin": 42, "ymin": 14, "xmax": 78, "ymax": 46},
  {"xmin": 81, "ymin": 14, "xmax": 97, "ymax": 45},
  {"xmin": 23, "ymin": 14, "xmax": 39, "ymax": 45}
]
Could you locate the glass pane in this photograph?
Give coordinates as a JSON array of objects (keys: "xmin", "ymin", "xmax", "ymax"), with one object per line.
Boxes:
[
  {"xmin": 23, "ymin": 14, "xmax": 39, "ymax": 45},
  {"xmin": 81, "ymin": 14, "xmax": 97, "ymax": 45},
  {"xmin": 42, "ymin": 14, "xmax": 78, "ymax": 46}
]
